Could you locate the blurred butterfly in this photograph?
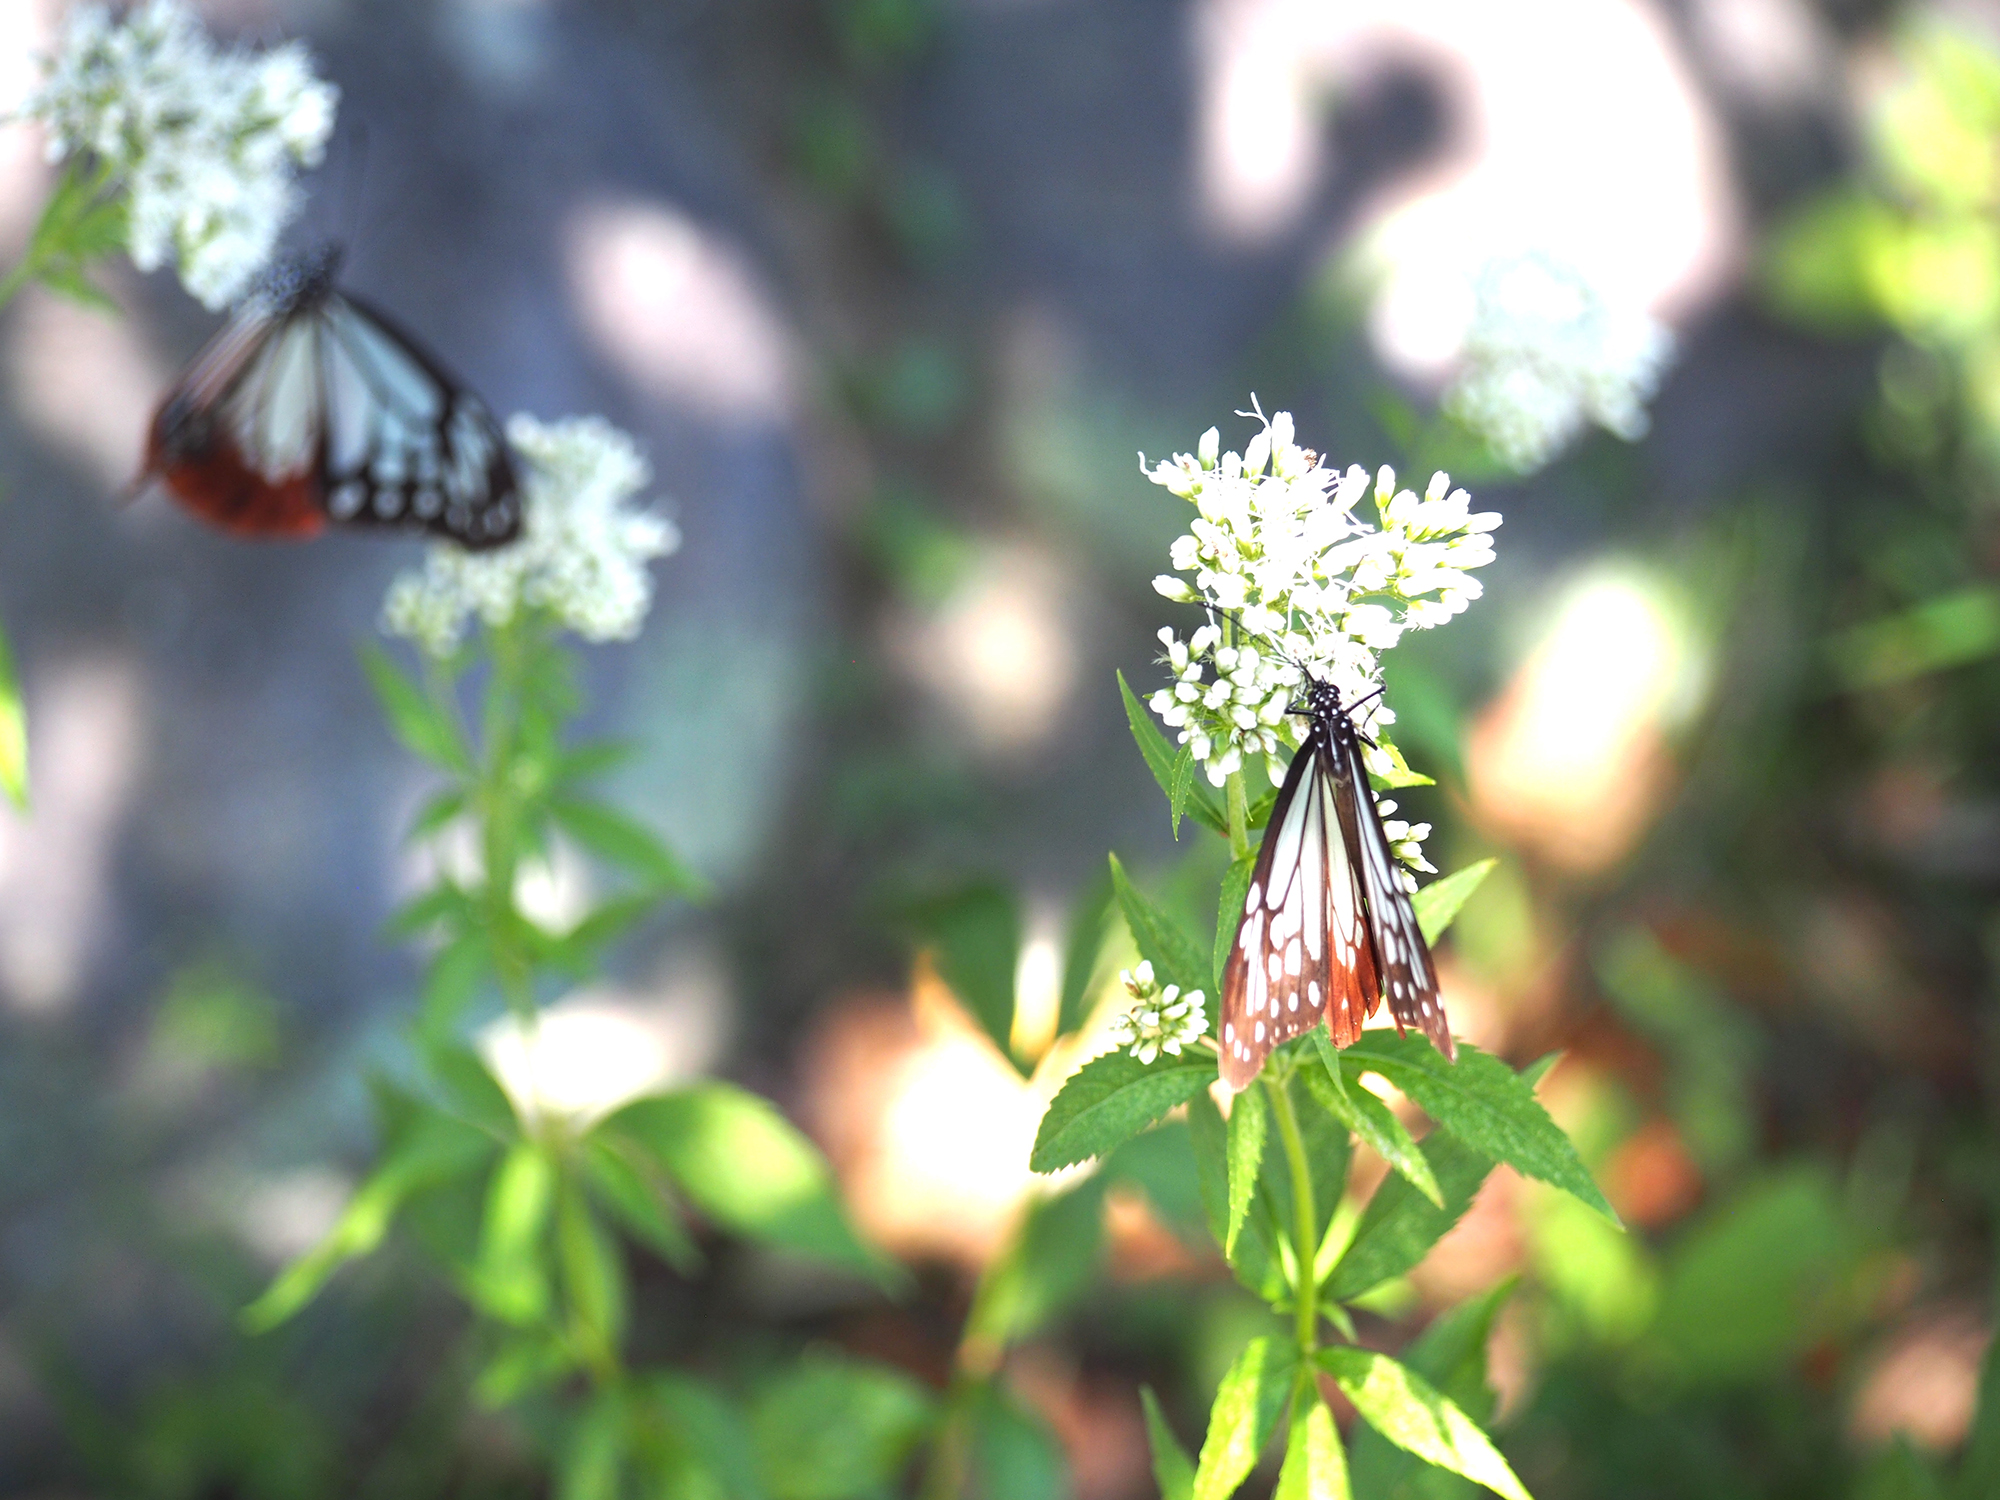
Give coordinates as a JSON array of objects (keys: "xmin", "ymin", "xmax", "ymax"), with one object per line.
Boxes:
[
  {"xmin": 140, "ymin": 246, "xmax": 520, "ymax": 550},
  {"xmin": 1219, "ymin": 674, "xmax": 1452, "ymax": 1093}
]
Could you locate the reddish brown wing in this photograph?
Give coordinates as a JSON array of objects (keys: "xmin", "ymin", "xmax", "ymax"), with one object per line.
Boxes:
[
  {"xmin": 1328, "ymin": 717, "xmax": 1454, "ymax": 1059},
  {"xmin": 143, "ymin": 303, "xmax": 327, "ymax": 537},
  {"xmin": 1219, "ymin": 730, "xmax": 1377, "ymax": 1092}
]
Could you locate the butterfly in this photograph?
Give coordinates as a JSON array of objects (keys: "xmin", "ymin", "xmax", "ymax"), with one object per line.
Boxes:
[
  {"xmin": 140, "ymin": 246, "xmax": 521, "ymax": 550},
  {"xmin": 1218, "ymin": 672, "xmax": 1452, "ymax": 1093}
]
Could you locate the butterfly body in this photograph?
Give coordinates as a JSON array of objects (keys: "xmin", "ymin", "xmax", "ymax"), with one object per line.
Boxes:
[
  {"xmin": 143, "ymin": 246, "xmax": 521, "ymax": 550},
  {"xmin": 1219, "ymin": 676, "xmax": 1452, "ymax": 1092}
]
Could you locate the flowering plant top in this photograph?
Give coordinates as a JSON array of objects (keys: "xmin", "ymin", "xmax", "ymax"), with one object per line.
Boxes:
[
  {"xmin": 18, "ymin": 0, "xmax": 337, "ymax": 309},
  {"xmin": 1142, "ymin": 406, "xmax": 1500, "ymax": 790}
]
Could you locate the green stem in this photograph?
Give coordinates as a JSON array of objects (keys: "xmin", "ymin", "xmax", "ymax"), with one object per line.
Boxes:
[
  {"xmin": 1265, "ymin": 1069, "xmax": 1320, "ymax": 1361},
  {"xmin": 478, "ymin": 617, "xmax": 534, "ymax": 1019},
  {"xmin": 1226, "ymin": 771, "xmax": 1250, "ymax": 862}
]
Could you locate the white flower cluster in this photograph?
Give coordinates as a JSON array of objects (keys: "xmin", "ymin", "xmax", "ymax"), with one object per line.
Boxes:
[
  {"xmin": 1107, "ymin": 961, "xmax": 1208, "ymax": 1065},
  {"xmin": 1375, "ymin": 799, "xmax": 1435, "ymax": 893},
  {"xmin": 1143, "ymin": 407, "xmax": 1499, "ymax": 792},
  {"xmin": 18, "ymin": 0, "xmax": 338, "ymax": 310},
  {"xmin": 1444, "ymin": 250, "xmax": 1674, "ymax": 474},
  {"xmin": 383, "ymin": 415, "xmax": 679, "ymax": 656}
]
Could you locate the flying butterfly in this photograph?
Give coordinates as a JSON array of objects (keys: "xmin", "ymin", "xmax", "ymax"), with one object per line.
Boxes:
[
  {"xmin": 1218, "ymin": 672, "xmax": 1452, "ymax": 1093},
  {"xmin": 139, "ymin": 245, "xmax": 521, "ymax": 550}
]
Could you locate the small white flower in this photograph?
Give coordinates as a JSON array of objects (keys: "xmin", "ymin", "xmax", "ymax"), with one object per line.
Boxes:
[
  {"xmin": 383, "ymin": 415, "xmax": 679, "ymax": 655},
  {"xmin": 17, "ymin": 0, "xmax": 339, "ymax": 309},
  {"xmin": 1444, "ymin": 249, "xmax": 1674, "ymax": 474},
  {"xmin": 1109, "ymin": 982, "xmax": 1208, "ymax": 1063}
]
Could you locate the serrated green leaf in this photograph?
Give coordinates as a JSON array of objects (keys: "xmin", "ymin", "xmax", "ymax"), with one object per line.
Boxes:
[
  {"xmin": 1324, "ymin": 1128, "xmax": 1493, "ymax": 1303},
  {"xmin": 241, "ymin": 1108, "xmax": 496, "ymax": 1331},
  {"xmin": 1366, "ymin": 738, "xmax": 1435, "ymax": 790},
  {"xmin": 361, "ymin": 644, "xmax": 468, "ymax": 773},
  {"xmin": 1029, "ymin": 1048, "xmax": 1215, "ymax": 1173},
  {"xmin": 1275, "ymin": 1390, "xmax": 1350, "ymax": 1500},
  {"xmin": 1413, "ymin": 859, "xmax": 1498, "ymax": 945},
  {"xmin": 1193, "ymin": 1337, "xmax": 1296, "ymax": 1500},
  {"xmin": 1215, "ymin": 856, "xmax": 1255, "ymax": 994},
  {"xmin": 1225, "ymin": 1082, "xmax": 1268, "ymax": 1257},
  {"xmin": 1317, "ymin": 1348, "xmax": 1530, "ymax": 1500},
  {"xmin": 0, "ymin": 617, "xmax": 24, "ymax": 809},
  {"xmin": 1189, "ymin": 1090, "xmax": 1284, "ymax": 1300},
  {"xmin": 1170, "ymin": 741, "xmax": 1198, "ymax": 839},
  {"xmin": 1142, "ymin": 1386, "xmax": 1196, "ymax": 1500},
  {"xmin": 1345, "ymin": 1032, "xmax": 1615, "ymax": 1222},
  {"xmin": 605, "ymin": 1084, "xmax": 896, "ymax": 1288},
  {"xmin": 1120, "ymin": 670, "xmax": 1228, "ymax": 836},
  {"xmin": 1108, "ymin": 853, "xmax": 1211, "ymax": 999},
  {"xmin": 1305, "ymin": 1030, "xmax": 1441, "ymax": 1207},
  {"xmin": 548, "ymin": 797, "xmax": 707, "ymax": 898}
]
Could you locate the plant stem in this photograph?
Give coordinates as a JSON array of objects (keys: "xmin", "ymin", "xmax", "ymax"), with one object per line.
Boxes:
[
  {"xmin": 1226, "ymin": 771, "xmax": 1250, "ymax": 862},
  {"xmin": 1265, "ymin": 1069, "xmax": 1321, "ymax": 1361},
  {"xmin": 479, "ymin": 618, "xmax": 534, "ymax": 1019}
]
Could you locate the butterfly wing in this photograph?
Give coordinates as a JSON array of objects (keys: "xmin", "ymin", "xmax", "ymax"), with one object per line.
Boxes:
[
  {"xmin": 144, "ymin": 275, "xmax": 519, "ymax": 550},
  {"xmin": 1329, "ymin": 717, "xmax": 1454, "ymax": 1059},
  {"xmin": 315, "ymin": 291, "xmax": 519, "ymax": 550},
  {"xmin": 144, "ymin": 300, "xmax": 328, "ymax": 536},
  {"xmin": 1219, "ymin": 728, "xmax": 1377, "ymax": 1092}
]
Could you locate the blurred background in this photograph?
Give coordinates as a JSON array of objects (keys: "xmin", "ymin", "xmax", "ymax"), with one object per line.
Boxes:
[{"xmin": 1, "ymin": 0, "xmax": 1998, "ymax": 1495}]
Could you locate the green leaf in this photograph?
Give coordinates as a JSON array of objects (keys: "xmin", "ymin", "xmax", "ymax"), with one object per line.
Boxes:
[
  {"xmin": 557, "ymin": 1387, "xmax": 626, "ymax": 1500},
  {"xmin": 1193, "ymin": 1336, "xmax": 1296, "ymax": 1500},
  {"xmin": 1317, "ymin": 1348, "xmax": 1530, "ymax": 1500},
  {"xmin": 1188, "ymin": 1090, "xmax": 1284, "ymax": 1300},
  {"xmin": 0, "ymin": 614, "xmax": 25, "ymax": 808},
  {"xmin": 404, "ymin": 787, "xmax": 467, "ymax": 845},
  {"xmin": 422, "ymin": 1041, "xmax": 518, "ymax": 1136},
  {"xmin": 603, "ymin": 1084, "xmax": 894, "ymax": 1288},
  {"xmin": 1413, "ymin": 858, "xmax": 1498, "ymax": 945},
  {"xmin": 557, "ymin": 1180, "xmax": 626, "ymax": 1365},
  {"xmin": 636, "ymin": 1374, "xmax": 764, "ymax": 1500},
  {"xmin": 552, "ymin": 738, "xmax": 636, "ymax": 785},
  {"xmin": 1057, "ymin": 871, "xmax": 1113, "ymax": 1039},
  {"xmin": 1345, "ymin": 1032, "xmax": 1615, "ymax": 1222},
  {"xmin": 417, "ymin": 930, "xmax": 491, "ymax": 1041},
  {"xmin": 904, "ymin": 880, "xmax": 1021, "ymax": 1066},
  {"xmin": 1170, "ymin": 741, "xmax": 1198, "ymax": 839},
  {"xmin": 1275, "ymin": 1390, "xmax": 1350, "ymax": 1500},
  {"xmin": 467, "ymin": 1140, "xmax": 556, "ymax": 1325},
  {"xmin": 547, "ymin": 797, "xmax": 707, "ymax": 898},
  {"xmin": 1141, "ymin": 1386, "xmax": 1196, "ymax": 1500},
  {"xmin": 583, "ymin": 1132, "xmax": 702, "ymax": 1275},
  {"xmin": 360, "ymin": 644, "xmax": 468, "ymax": 773},
  {"xmin": 1225, "ymin": 1082, "xmax": 1268, "ymax": 1258},
  {"xmin": 1108, "ymin": 853, "xmax": 1211, "ymax": 998},
  {"xmin": 1324, "ymin": 1128, "xmax": 1494, "ymax": 1303},
  {"xmin": 1214, "ymin": 856, "xmax": 1255, "ymax": 994},
  {"xmin": 241, "ymin": 1108, "xmax": 496, "ymax": 1331},
  {"xmin": 1305, "ymin": 1030, "xmax": 1441, "ymax": 1208},
  {"xmin": 1120, "ymin": 670, "xmax": 1228, "ymax": 836},
  {"xmin": 1828, "ymin": 584, "xmax": 2000, "ymax": 689},
  {"xmin": 1958, "ymin": 1330, "xmax": 2000, "ymax": 1500},
  {"xmin": 1366, "ymin": 738, "xmax": 1435, "ymax": 790},
  {"xmin": 751, "ymin": 1352, "xmax": 937, "ymax": 1500},
  {"xmin": 1345, "ymin": 1280, "xmax": 1517, "ymax": 1498},
  {"xmin": 1029, "ymin": 1047, "xmax": 1215, "ymax": 1174},
  {"xmin": 970, "ymin": 1384, "xmax": 1070, "ymax": 1500}
]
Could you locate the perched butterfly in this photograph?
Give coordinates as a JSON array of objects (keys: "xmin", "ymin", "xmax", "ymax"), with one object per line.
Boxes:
[
  {"xmin": 140, "ymin": 246, "xmax": 520, "ymax": 549},
  {"xmin": 1219, "ymin": 673, "xmax": 1451, "ymax": 1092}
]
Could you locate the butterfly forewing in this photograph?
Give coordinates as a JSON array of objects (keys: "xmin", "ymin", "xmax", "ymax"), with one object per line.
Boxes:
[{"xmin": 1219, "ymin": 730, "xmax": 1377, "ymax": 1091}]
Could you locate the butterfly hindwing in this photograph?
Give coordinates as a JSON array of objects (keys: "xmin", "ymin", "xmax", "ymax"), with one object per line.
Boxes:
[{"xmin": 1328, "ymin": 715, "xmax": 1454, "ymax": 1060}]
